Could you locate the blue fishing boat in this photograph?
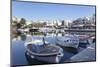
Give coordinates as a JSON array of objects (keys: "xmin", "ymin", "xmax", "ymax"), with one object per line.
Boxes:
[{"xmin": 24, "ymin": 36, "xmax": 63, "ymax": 63}]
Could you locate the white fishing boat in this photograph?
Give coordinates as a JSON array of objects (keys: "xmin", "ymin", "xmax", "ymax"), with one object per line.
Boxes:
[
  {"xmin": 24, "ymin": 36, "xmax": 63, "ymax": 63},
  {"xmin": 56, "ymin": 34, "xmax": 79, "ymax": 48}
]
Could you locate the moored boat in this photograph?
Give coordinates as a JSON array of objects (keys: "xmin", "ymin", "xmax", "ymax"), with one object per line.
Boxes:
[
  {"xmin": 56, "ymin": 34, "xmax": 79, "ymax": 48},
  {"xmin": 24, "ymin": 39, "xmax": 63, "ymax": 63}
]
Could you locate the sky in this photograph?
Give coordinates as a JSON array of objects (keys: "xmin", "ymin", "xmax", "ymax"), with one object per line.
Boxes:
[{"xmin": 12, "ymin": 1, "xmax": 95, "ymax": 21}]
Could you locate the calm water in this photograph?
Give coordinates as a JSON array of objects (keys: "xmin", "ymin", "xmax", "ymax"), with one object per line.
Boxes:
[{"xmin": 11, "ymin": 35, "xmax": 94, "ymax": 66}]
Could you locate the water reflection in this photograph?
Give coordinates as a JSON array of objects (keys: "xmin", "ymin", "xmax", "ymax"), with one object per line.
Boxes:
[{"xmin": 11, "ymin": 32, "xmax": 95, "ymax": 66}]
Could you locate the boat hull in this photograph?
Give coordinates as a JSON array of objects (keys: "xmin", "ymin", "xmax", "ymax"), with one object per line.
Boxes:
[
  {"xmin": 56, "ymin": 40, "xmax": 79, "ymax": 48},
  {"xmin": 26, "ymin": 51, "xmax": 63, "ymax": 63},
  {"xmin": 24, "ymin": 40, "xmax": 63, "ymax": 63}
]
